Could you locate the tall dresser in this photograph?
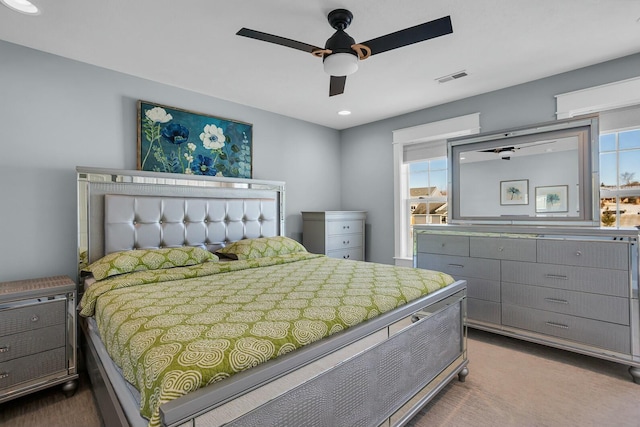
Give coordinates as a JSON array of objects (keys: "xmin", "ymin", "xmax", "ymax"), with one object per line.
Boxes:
[
  {"xmin": 302, "ymin": 211, "xmax": 366, "ymax": 261},
  {"xmin": 414, "ymin": 225, "xmax": 640, "ymax": 383}
]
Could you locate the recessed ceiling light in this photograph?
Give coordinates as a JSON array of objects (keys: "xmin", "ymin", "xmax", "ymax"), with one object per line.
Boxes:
[
  {"xmin": 338, "ymin": 110, "xmax": 351, "ymax": 116},
  {"xmin": 1, "ymin": 0, "xmax": 40, "ymax": 15}
]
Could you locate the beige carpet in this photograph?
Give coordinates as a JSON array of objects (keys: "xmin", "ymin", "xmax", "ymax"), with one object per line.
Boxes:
[
  {"xmin": 1, "ymin": 329, "xmax": 639, "ymax": 427},
  {"xmin": 410, "ymin": 330, "xmax": 640, "ymax": 427}
]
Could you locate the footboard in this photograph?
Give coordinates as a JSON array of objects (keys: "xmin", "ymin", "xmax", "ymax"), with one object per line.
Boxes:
[{"xmin": 225, "ymin": 289, "xmax": 467, "ymax": 427}]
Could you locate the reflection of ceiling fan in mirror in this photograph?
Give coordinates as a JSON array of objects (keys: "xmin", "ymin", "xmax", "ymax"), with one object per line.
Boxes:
[
  {"xmin": 479, "ymin": 140, "xmax": 560, "ymax": 160},
  {"xmin": 236, "ymin": 9, "xmax": 453, "ymax": 96},
  {"xmin": 480, "ymin": 146, "xmax": 516, "ymax": 160}
]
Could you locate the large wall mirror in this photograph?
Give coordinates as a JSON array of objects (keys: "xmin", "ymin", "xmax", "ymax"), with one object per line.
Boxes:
[{"xmin": 448, "ymin": 116, "xmax": 599, "ymax": 225}]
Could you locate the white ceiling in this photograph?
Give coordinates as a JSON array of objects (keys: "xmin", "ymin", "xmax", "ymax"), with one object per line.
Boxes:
[{"xmin": 1, "ymin": 0, "xmax": 639, "ymax": 130}]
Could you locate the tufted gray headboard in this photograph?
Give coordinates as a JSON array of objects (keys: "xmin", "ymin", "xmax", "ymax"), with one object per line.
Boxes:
[
  {"xmin": 77, "ymin": 167, "xmax": 285, "ymax": 274},
  {"xmin": 104, "ymin": 194, "xmax": 278, "ymax": 254}
]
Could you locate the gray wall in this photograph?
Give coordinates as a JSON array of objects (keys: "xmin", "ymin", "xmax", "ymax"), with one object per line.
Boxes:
[
  {"xmin": 0, "ymin": 40, "xmax": 342, "ymax": 282},
  {"xmin": 2, "ymin": 38, "xmax": 639, "ymax": 280},
  {"xmin": 341, "ymin": 53, "xmax": 640, "ymax": 264}
]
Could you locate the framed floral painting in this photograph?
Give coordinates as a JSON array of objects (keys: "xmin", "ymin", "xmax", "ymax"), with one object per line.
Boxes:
[{"xmin": 137, "ymin": 101, "xmax": 252, "ymax": 178}]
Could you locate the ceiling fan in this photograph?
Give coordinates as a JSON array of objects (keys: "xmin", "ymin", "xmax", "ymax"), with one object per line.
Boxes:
[{"xmin": 236, "ymin": 9, "xmax": 453, "ymax": 97}]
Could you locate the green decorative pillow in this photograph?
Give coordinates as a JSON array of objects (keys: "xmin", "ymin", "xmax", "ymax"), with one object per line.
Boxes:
[
  {"xmin": 83, "ymin": 246, "xmax": 218, "ymax": 280},
  {"xmin": 216, "ymin": 236, "xmax": 307, "ymax": 260}
]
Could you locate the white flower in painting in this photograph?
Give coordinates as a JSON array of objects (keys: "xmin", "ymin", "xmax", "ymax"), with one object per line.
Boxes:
[
  {"xmin": 200, "ymin": 124, "xmax": 226, "ymax": 150},
  {"xmin": 187, "ymin": 142, "xmax": 196, "ymax": 152},
  {"xmin": 145, "ymin": 107, "xmax": 172, "ymax": 123},
  {"xmin": 184, "ymin": 153, "xmax": 194, "ymax": 163}
]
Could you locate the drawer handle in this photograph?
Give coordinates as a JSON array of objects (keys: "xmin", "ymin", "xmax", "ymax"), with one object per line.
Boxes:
[
  {"xmin": 545, "ymin": 274, "xmax": 568, "ymax": 280},
  {"xmin": 31, "ymin": 315, "xmax": 39, "ymax": 322},
  {"xmin": 0, "ymin": 372, "xmax": 8, "ymax": 380},
  {"xmin": 544, "ymin": 298, "xmax": 569, "ymax": 305},
  {"xmin": 343, "ymin": 240, "xmax": 350, "ymax": 245},
  {"xmin": 447, "ymin": 264, "xmax": 464, "ymax": 268},
  {"xmin": 575, "ymin": 251, "xmax": 582, "ymax": 256},
  {"xmin": 0, "ymin": 346, "xmax": 9, "ymax": 353},
  {"xmin": 545, "ymin": 321, "xmax": 569, "ymax": 329},
  {"xmin": 343, "ymin": 254, "xmax": 350, "ymax": 259},
  {"xmin": 498, "ymin": 246, "xmax": 504, "ymax": 252},
  {"xmin": 343, "ymin": 225, "xmax": 350, "ymax": 229}
]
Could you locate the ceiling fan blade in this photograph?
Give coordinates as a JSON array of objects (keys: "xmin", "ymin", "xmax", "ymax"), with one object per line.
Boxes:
[
  {"xmin": 329, "ymin": 76, "xmax": 346, "ymax": 97},
  {"xmin": 236, "ymin": 28, "xmax": 322, "ymax": 53},
  {"xmin": 362, "ymin": 16, "xmax": 453, "ymax": 56}
]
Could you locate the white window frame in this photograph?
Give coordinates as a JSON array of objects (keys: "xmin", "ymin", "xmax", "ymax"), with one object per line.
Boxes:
[
  {"xmin": 556, "ymin": 77, "xmax": 640, "ymax": 228},
  {"xmin": 556, "ymin": 76, "xmax": 640, "ymax": 119},
  {"xmin": 392, "ymin": 113, "xmax": 480, "ymax": 266}
]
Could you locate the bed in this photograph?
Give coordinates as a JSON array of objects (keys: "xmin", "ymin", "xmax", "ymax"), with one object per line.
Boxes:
[{"xmin": 76, "ymin": 166, "xmax": 468, "ymax": 427}]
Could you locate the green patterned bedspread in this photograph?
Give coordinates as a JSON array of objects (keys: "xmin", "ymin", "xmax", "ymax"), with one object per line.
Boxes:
[{"xmin": 79, "ymin": 253, "xmax": 454, "ymax": 427}]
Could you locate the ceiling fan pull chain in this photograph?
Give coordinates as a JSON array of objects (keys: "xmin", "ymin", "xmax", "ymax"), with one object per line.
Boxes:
[{"xmin": 351, "ymin": 44, "xmax": 371, "ymax": 60}]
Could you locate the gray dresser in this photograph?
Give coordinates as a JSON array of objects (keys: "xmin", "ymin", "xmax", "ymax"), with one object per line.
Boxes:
[
  {"xmin": 414, "ymin": 225, "xmax": 640, "ymax": 383},
  {"xmin": 302, "ymin": 211, "xmax": 366, "ymax": 261},
  {"xmin": 0, "ymin": 276, "xmax": 78, "ymax": 402}
]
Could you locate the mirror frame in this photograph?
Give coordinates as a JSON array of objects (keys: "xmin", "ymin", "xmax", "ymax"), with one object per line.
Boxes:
[{"xmin": 447, "ymin": 115, "xmax": 600, "ymax": 225}]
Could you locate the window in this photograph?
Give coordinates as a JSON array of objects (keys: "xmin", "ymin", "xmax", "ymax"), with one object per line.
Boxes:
[
  {"xmin": 599, "ymin": 127, "xmax": 640, "ymax": 228},
  {"xmin": 405, "ymin": 158, "xmax": 448, "ymax": 251},
  {"xmin": 556, "ymin": 80, "xmax": 640, "ymax": 229},
  {"xmin": 392, "ymin": 114, "xmax": 480, "ymax": 265}
]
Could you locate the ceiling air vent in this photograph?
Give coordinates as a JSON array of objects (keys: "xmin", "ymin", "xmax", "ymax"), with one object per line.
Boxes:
[{"xmin": 436, "ymin": 70, "xmax": 468, "ymax": 84}]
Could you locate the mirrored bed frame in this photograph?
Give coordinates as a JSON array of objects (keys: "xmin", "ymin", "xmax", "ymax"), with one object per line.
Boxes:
[{"xmin": 76, "ymin": 166, "xmax": 468, "ymax": 427}]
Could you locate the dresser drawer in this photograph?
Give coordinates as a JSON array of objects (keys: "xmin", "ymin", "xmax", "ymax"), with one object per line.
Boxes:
[
  {"xmin": 0, "ymin": 347, "xmax": 66, "ymax": 391},
  {"xmin": 416, "ymin": 254, "xmax": 500, "ymax": 281},
  {"xmin": 327, "ymin": 247, "xmax": 363, "ymax": 261},
  {"xmin": 502, "ymin": 261, "xmax": 629, "ymax": 297},
  {"xmin": 468, "ymin": 298, "xmax": 501, "ymax": 324},
  {"xmin": 454, "ymin": 275, "xmax": 500, "ymax": 302},
  {"xmin": 537, "ymin": 239, "xmax": 628, "ymax": 270},
  {"xmin": 502, "ymin": 304, "xmax": 630, "ymax": 354},
  {"xmin": 470, "ymin": 237, "xmax": 536, "ymax": 262},
  {"xmin": 327, "ymin": 234, "xmax": 363, "ymax": 251},
  {"xmin": 502, "ymin": 282, "xmax": 629, "ymax": 325},
  {"xmin": 0, "ymin": 325, "xmax": 66, "ymax": 363},
  {"xmin": 327, "ymin": 220, "xmax": 363, "ymax": 236},
  {"xmin": 0, "ymin": 300, "xmax": 65, "ymax": 337},
  {"xmin": 416, "ymin": 234, "xmax": 469, "ymax": 257}
]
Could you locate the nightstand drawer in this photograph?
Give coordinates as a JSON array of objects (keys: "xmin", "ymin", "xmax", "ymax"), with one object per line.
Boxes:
[
  {"xmin": 0, "ymin": 325, "xmax": 66, "ymax": 363},
  {"xmin": 0, "ymin": 347, "xmax": 66, "ymax": 391},
  {"xmin": 327, "ymin": 234, "xmax": 363, "ymax": 250},
  {"xmin": 0, "ymin": 300, "xmax": 65, "ymax": 337},
  {"xmin": 327, "ymin": 220, "xmax": 363, "ymax": 236}
]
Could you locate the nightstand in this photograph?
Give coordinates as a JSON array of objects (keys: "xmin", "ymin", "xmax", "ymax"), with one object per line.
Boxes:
[
  {"xmin": 0, "ymin": 276, "xmax": 78, "ymax": 403},
  {"xmin": 302, "ymin": 211, "xmax": 367, "ymax": 261}
]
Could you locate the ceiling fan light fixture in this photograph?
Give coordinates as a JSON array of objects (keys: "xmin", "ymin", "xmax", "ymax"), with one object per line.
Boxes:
[
  {"xmin": 323, "ymin": 52, "xmax": 358, "ymax": 76},
  {"xmin": 1, "ymin": 0, "xmax": 39, "ymax": 14}
]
